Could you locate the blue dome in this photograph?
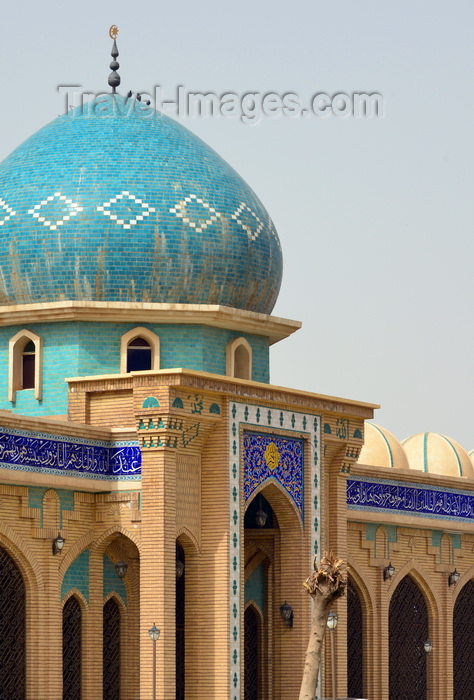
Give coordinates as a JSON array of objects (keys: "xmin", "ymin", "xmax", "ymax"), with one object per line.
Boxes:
[{"xmin": 0, "ymin": 95, "xmax": 282, "ymax": 314}]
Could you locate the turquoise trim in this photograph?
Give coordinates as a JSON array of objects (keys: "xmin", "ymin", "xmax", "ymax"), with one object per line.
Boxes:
[
  {"xmin": 442, "ymin": 435, "xmax": 463, "ymax": 477},
  {"xmin": 423, "ymin": 433, "xmax": 428, "ymax": 473},
  {"xmin": 385, "ymin": 525, "xmax": 397, "ymax": 543},
  {"xmin": 450, "ymin": 533, "xmax": 461, "ymax": 555},
  {"xmin": 365, "ymin": 523, "xmax": 378, "ymax": 541},
  {"xmin": 372, "ymin": 424, "xmax": 394, "ymax": 468}
]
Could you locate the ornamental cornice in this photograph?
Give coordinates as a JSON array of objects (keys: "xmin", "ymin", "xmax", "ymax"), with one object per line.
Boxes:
[
  {"xmin": 67, "ymin": 369, "xmax": 377, "ymax": 420},
  {"xmin": 0, "ymin": 300, "xmax": 301, "ymax": 345}
]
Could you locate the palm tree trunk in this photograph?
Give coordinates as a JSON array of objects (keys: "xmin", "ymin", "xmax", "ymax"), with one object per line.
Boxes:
[{"xmin": 298, "ymin": 552, "xmax": 346, "ymax": 700}]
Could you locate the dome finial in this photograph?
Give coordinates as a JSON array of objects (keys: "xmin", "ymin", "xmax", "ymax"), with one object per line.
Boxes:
[{"xmin": 108, "ymin": 25, "xmax": 121, "ymax": 94}]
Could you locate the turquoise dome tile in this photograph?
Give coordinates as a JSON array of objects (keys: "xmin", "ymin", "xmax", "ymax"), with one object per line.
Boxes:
[{"xmin": 0, "ymin": 96, "xmax": 282, "ymax": 314}]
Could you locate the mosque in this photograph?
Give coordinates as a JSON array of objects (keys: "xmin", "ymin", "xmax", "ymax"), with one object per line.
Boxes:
[{"xmin": 0, "ymin": 31, "xmax": 473, "ymax": 700}]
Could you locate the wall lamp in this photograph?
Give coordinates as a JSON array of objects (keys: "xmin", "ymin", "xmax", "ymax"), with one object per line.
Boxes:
[
  {"xmin": 255, "ymin": 495, "xmax": 267, "ymax": 528},
  {"xmin": 383, "ymin": 562, "xmax": 395, "ymax": 581},
  {"xmin": 424, "ymin": 639, "xmax": 433, "ymax": 653},
  {"xmin": 52, "ymin": 532, "xmax": 65, "ymax": 555},
  {"xmin": 448, "ymin": 569, "xmax": 460, "ymax": 587},
  {"xmin": 115, "ymin": 560, "xmax": 128, "ymax": 579},
  {"xmin": 280, "ymin": 601, "xmax": 293, "ymax": 628}
]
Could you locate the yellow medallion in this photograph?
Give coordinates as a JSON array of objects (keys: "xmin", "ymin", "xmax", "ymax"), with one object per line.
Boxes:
[{"xmin": 264, "ymin": 442, "xmax": 280, "ymax": 471}]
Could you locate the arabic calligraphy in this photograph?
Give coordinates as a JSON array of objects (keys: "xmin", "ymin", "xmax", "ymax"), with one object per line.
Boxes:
[
  {"xmin": 347, "ymin": 478, "xmax": 474, "ymax": 520},
  {"xmin": 0, "ymin": 430, "xmax": 141, "ymax": 477}
]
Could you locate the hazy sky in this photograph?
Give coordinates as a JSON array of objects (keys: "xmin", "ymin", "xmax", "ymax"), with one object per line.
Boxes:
[{"xmin": 1, "ymin": 0, "xmax": 473, "ymax": 449}]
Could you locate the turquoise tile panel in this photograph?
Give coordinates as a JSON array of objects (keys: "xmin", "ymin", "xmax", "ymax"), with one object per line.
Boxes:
[{"xmin": 61, "ymin": 549, "xmax": 90, "ymax": 602}]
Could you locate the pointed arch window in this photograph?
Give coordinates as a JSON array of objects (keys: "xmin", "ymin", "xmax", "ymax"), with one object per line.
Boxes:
[
  {"xmin": 103, "ymin": 597, "xmax": 121, "ymax": 700},
  {"xmin": 120, "ymin": 327, "xmax": 160, "ymax": 374},
  {"xmin": 127, "ymin": 337, "xmax": 151, "ymax": 372},
  {"xmin": 347, "ymin": 579, "xmax": 364, "ymax": 698},
  {"xmin": 63, "ymin": 596, "xmax": 82, "ymax": 700},
  {"xmin": 226, "ymin": 337, "xmax": 252, "ymax": 380},
  {"xmin": 389, "ymin": 575, "xmax": 428, "ymax": 700},
  {"xmin": 22, "ymin": 341, "xmax": 35, "ymax": 389},
  {"xmin": 9, "ymin": 330, "xmax": 43, "ymax": 402},
  {"xmin": 0, "ymin": 546, "xmax": 26, "ymax": 698}
]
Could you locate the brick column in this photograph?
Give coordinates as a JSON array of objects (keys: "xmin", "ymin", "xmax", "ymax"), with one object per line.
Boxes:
[
  {"xmin": 323, "ymin": 438, "xmax": 361, "ymax": 698},
  {"xmin": 83, "ymin": 551, "xmax": 103, "ymax": 699},
  {"xmin": 139, "ymin": 415, "xmax": 179, "ymax": 700},
  {"xmin": 44, "ymin": 541, "xmax": 63, "ymax": 700}
]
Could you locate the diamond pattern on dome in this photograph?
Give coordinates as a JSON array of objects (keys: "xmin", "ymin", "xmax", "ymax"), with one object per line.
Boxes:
[
  {"xmin": 0, "ymin": 198, "xmax": 16, "ymax": 227},
  {"xmin": 97, "ymin": 192, "xmax": 156, "ymax": 230},
  {"xmin": 28, "ymin": 193, "xmax": 83, "ymax": 231},
  {"xmin": 231, "ymin": 203, "xmax": 264, "ymax": 241},
  {"xmin": 267, "ymin": 215, "xmax": 282, "ymax": 249},
  {"xmin": 170, "ymin": 194, "xmax": 221, "ymax": 234}
]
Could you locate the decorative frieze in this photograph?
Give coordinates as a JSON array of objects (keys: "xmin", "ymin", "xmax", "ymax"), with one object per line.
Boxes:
[
  {"xmin": 0, "ymin": 426, "xmax": 140, "ymax": 479},
  {"xmin": 348, "ymin": 476, "xmax": 474, "ymax": 522}
]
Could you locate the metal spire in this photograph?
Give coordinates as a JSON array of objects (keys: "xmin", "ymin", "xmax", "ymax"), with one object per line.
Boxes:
[{"xmin": 108, "ymin": 25, "xmax": 121, "ymax": 93}]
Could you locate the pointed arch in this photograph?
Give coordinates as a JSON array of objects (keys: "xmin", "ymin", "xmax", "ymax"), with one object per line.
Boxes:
[
  {"xmin": 0, "ymin": 544, "xmax": 26, "ymax": 698},
  {"xmin": 63, "ymin": 593, "xmax": 83, "ymax": 700},
  {"xmin": 0, "ymin": 524, "xmax": 43, "ymax": 594},
  {"xmin": 103, "ymin": 595, "xmax": 122, "ymax": 700},
  {"xmin": 389, "ymin": 574, "xmax": 430, "ymax": 700},
  {"xmin": 120, "ymin": 327, "xmax": 160, "ymax": 373},
  {"xmin": 61, "ymin": 587, "xmax": 89, "ymax": 611},
  {"xmin": 226, "ymin": 337, "xmax": 252, "ymax": 380},
  {"xmin": 453, "ymin": 578, "xmax": 474, "ymax": 699},
  {"xmin": 387, "ymin": 559, "xmax": 439, "ymax": 620},
  {"xmin": 8, "ymin": 328, "xmax": 43, "ymax": 401},
  {"xmin": 60, "ymin": 526, "xmax": 140, "ymax": 578},
  {"xmin": 245, "ymin": 479, "xmax": 303, "ymax": 533},
  {"xmin": 452, "ymin": 564, "xmax": 474, "ymax": 606},
  {"xmin": 176, "ymin": 525, "xmax": 200, "ymax": 554}
]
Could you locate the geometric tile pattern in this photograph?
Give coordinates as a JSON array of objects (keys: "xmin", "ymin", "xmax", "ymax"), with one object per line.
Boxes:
[
  {"xmin": 243, "ymin": 432, "xmax": 304, "ymax": 517},
  {"xmin": 347, "ymin": 475, "xmax": 474, "ymax": 522},
  {"xmin": 28, "ymin": 192, "xmax": 83, "ymax": 231},
  {"xmin": 231, "ymin": 202, "xmax": 263, "ymax": 241},
  {"xmin": 169, "ymin": 193, "xmax": 221, "ymax": 234},
  {"xmin": 97, "ymin": 191, "xmax": 156, "ymax": 230},
  {"xmin": 0, "ymin": 197, "xmax": 16, "ymax": 226},
  {"xmin": 228, "ymin": 401, "xmax": 320, "ymax": 700}
]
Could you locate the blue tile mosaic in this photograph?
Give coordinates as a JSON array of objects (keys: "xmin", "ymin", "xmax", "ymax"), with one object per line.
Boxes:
[
  {"xmin": 0, "ymin": 95, "xmax": 282, "ymax": 314},
  {"xmin": 347, "ymin": 476, "xmax": 474, "ymax": 522},
  {"xmin": 0, "ymin": 426, "xmax": 140, "ymax": 480},
  {"xmin": 243, "ymin": 431, "xmax": 304, "ymax": 518}
]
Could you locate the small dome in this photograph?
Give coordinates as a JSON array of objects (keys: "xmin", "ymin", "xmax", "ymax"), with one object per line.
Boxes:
[
  {"xmin": 0, "ymin": 95, "xmax": 282, "ymax": 313},
  {"xmin": 357, "ymin": 423, "xmax": 409, "ymax": 470},
  {"xmin": 402, "ymin": 433, "xmax": 474, "ymax": 478}
]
